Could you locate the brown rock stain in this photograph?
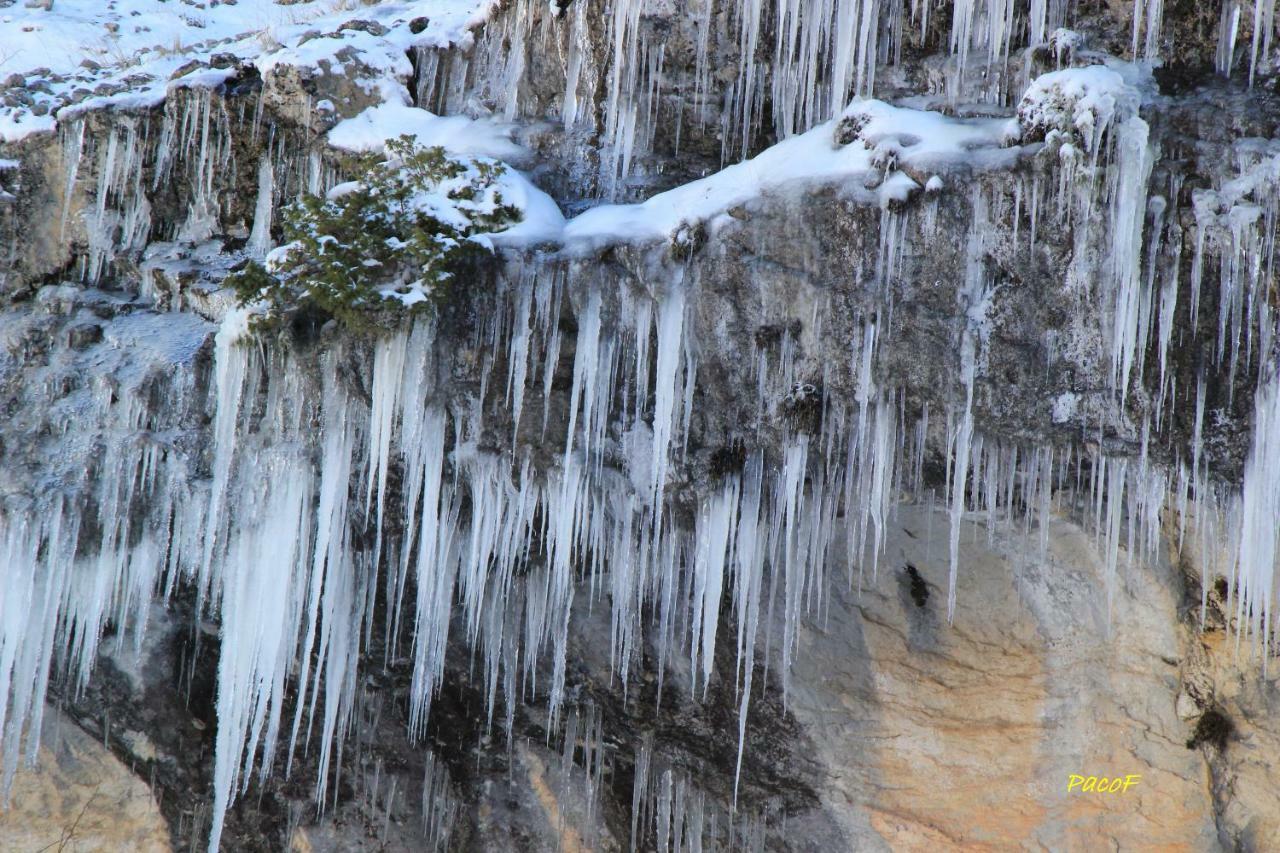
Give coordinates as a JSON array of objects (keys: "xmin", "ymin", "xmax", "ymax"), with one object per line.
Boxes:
[{"xmin": 522, "ymin": 745, "xmax": 587, "ymax": 853}]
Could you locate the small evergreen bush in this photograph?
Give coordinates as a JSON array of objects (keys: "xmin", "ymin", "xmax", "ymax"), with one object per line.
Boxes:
[{"xmin": 227, "ymin": 136, "xmax": 520, "ymax": 330}]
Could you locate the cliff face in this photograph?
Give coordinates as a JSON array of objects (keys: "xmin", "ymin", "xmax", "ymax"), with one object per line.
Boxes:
[{"xmin": 1, "ymin": 1, "xmax": 1279, "ymax": 850}]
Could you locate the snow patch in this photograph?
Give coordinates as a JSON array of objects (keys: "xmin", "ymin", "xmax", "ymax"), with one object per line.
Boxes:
[
  {"xmin": 1012, "ymin": 65, "xmax": 1141, "ymax": 152},
  {"xmin": 564, "ymin": 99, "xmax": 1015, "ymax": 252},
  {"xmin": 329, "ymin": 103, "xmax": 524, "ymax": 163},
  {"xmin": 0, "ymin": 0, "xmax": 497, "ymax": 142}
]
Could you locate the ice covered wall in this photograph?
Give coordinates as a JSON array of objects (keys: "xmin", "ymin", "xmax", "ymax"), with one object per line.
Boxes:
[
  {"xmin": 2, "ymin": 0, "xmax": 1280, "ymax": 850},
  {"xmin": 411, "ymin": 0, "xmax": 1280, "ymax": 200}
]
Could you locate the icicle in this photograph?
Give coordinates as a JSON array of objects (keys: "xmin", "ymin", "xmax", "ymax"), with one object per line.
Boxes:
[
  {"xmin": 59, "ymin": 120, "xmax": 86, "ymax": 242},
  {"xmin": 1101, "ymin": 456, "xmax": 1128, "ymax": 626},
  {"xmin": 179, "ymin": 89, "xmax": 230, "ymax": 243},
  {"xmin": 690, "ymin": 477, "xmax": 739, "ymax": 698},
  {"xmin": 601, "ymin": 0, "xmax": 649, "ymax": 196},
  {"xmin": 650, "ymin": 279, "xmax": 687, "ymax": 514},
  {"xmin": 563, "ymin": 290, "xmax": 604, "ymax": 465},
  {"xmin": 247, "ymin": 154, "xmax": 275, "ymax": 260},
  {"xmin": 507, "ymin": 279, "xmax": 534, "ymax": 447},
  {"xmin": 1153, "ymin": 196, "xmax": 1181, "ymax": 411},
  {"xmin": 199, "ymin": 308, "xmax": 254, "ymax": 603},
  {"xmin": 948, "ymin": 194, "xmax": 993, "ymax": 621},
  {"xmin": 1029, "ymin": 0, "xmax": 1049, "ymax": 47},
  {"xmin": 1249, "ymin": 0, "xmax": 1278, "ymax": 85},
  {"xmin": 406, "ymin": 407, "xmax": 454, "ymax": 740},
  {"xmin": 1217, "ymin": 1, "xmax": 1244, "ymax": 76},
  {"xmin": 287, "ymin": 354, "xmax": 360, "ymax": 798},
  {"xmin": 1108, "ymin": 116, "xmax": 1154, "ymax": 402},
  {"xmin": 561, "ymin": 1, "xmax": 590, "ymax": 128},
  {"xmin": 949, "ymin": 0, "xmax": 1017, "ymax": 102},
  {"xmin": 366, "ymin": 332, "xmax": 409, "ymax": 565},
  {"xmin": 0, "ymin": 501, "xmax": 78, "ymax": 791},
  {"xmin": 777, "ymin": 434, "xmax": 811, "ymax": 700},
  {"xmin": 731, "ymin": 454, "xmax": 765, "ymax": 803},
  {"xmin": 207, "ymin": 448, "xmax": 315, "ymax": 853},
  {"xmin": 420, "ymin": 752, "xmax": 458, "ymax": 850},
  {"xmin": 1132, "ymin": 0, "xmax": 1164, "ymax": 60},
  {"xmin": 1235, "ymin": 361, "xmax": 1280, "ymax": 648}
]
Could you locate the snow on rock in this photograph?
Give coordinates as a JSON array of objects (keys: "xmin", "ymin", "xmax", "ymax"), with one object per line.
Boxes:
[
  {"xmin": 0, "ymin": 112, "xmax": 57, "ymax": 145},
  {"xmin": 1052, "ymin": 391, "xmax": 1080, "ymax": 423},
  {"xmin": 487, "ymin": 176, "xmax": 567, "ymax": 246},
  {"xmin": 1010, "ymin": 64, "xmax": 1143, "ymax": 152},
  {"xmin": 0, "ymin": 0, "xmax": 498, "ymax": 143},
  {"xmin": 0, "ymin": 0, "xmax": 494, "ymax": 78},
  {"xmin": 329, "ymin": 103, "xmax": 525, "ymax": 163},
  {"xmin": 563, "ymin": 99, "xmax": 1018, "ymax": 253}
]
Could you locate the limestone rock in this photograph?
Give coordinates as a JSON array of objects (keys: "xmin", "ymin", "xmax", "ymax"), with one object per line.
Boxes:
[
  {"xmin": 0, "ymin": 710, "xmax": 169, "ymax": 853},
  {"xmin": 786, "ymin": 507, "xmax": 1220, "ymax": 850}
]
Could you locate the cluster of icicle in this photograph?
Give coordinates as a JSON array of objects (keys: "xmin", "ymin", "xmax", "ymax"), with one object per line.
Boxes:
[
  {"xmin": 3, "ymin": 173, "xmax": 1278, "ymax": 850},
  {"xmin": 630, "ymin": 733, "xmax": 771, "ymax": 851},
  {"xmin": 59, "ymin": 87, "xmax": 328, "ymax": 288},
  {"xmin": 425, "ymin": 0, "xmax": 1215, "ymax": 197},
  {"xmin": 342, "ymin": 745, "xmax": 458, "ymax": 849},
  {"xmin": 4, "ymin": 15, "xmax": 1280, "ymax": 853}
]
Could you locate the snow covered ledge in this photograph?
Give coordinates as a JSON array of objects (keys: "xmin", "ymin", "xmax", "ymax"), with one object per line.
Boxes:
[
  {"xmin": 315, "ymin": 94, "xmax": 1037, "ymax": 267},
  {"xmin": 316, "ymin": 64, "xmax": 1152, "ymax": 296},
  {"xmin": 554, "ymin": 59, "xmax": 1156, "ymax": 257},
  {"xmin": 559, "ymin": 99, "xmax": 1030, "ymax": 256}
]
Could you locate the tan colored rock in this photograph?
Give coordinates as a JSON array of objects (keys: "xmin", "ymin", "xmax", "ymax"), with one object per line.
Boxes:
[
  {"xmin": 1176, "ymin": 691, "xmax": 1200, "ymax": 720},
  {"xmin": 1181, "ymin": 619, "xmax": 1280, "ymax": 851},
  {"xmin": 787, "ymin": 505, "xmax": 1222, "ymax": 851},
  {"xmin": 0, "ymin": 710, "xmax": 170, "ymax": 852},
  {"xmin": 1171, "ymin": 506, "xmax": 1280, "ymax": 851}
]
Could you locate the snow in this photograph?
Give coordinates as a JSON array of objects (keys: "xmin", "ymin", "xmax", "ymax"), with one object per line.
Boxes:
[
  {"xmin": 330, "ymin": 103, "xmax": 524, "ymax": 163},
  {"xmin": 566, "ymin": 99, "xmax": 1015, "ymax": 251},
  {"xmin": 0, "ymin": 0, "xmax": 498, "ymax": 143},
  {"xmin": 1012, "ymin": 65, "xmax": 1141, "ymax": 152},
  {"xmin": 325, "ymin": 102, "xmax": 565, "ymax": 247}
]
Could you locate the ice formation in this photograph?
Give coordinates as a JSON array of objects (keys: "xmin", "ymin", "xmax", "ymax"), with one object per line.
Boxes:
[
  {"xmin": 3, "ymin": 1, "xmax": 1280, "ymax": 851},
  {"xmin": 5, "ymin": 195, "xmax": 1279, "ymax": 847}
]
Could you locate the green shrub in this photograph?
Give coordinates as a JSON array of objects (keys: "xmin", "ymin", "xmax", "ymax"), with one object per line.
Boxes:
[{"xmin": 227, "ymin": 136, "xmax": 521, "ymax": 330}]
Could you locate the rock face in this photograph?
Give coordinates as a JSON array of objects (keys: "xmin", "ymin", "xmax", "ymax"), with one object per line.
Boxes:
[
  {"xmin": 2, "ymin": 0, "xmax": 1280, "ymax": 851},
  {"xmin": 0, "ymin": 710, "xmax": 170, "ymax": 853},
  {"xmin": 791, "ymin": 507, "xmax": 1217, "ymax": 850}
]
